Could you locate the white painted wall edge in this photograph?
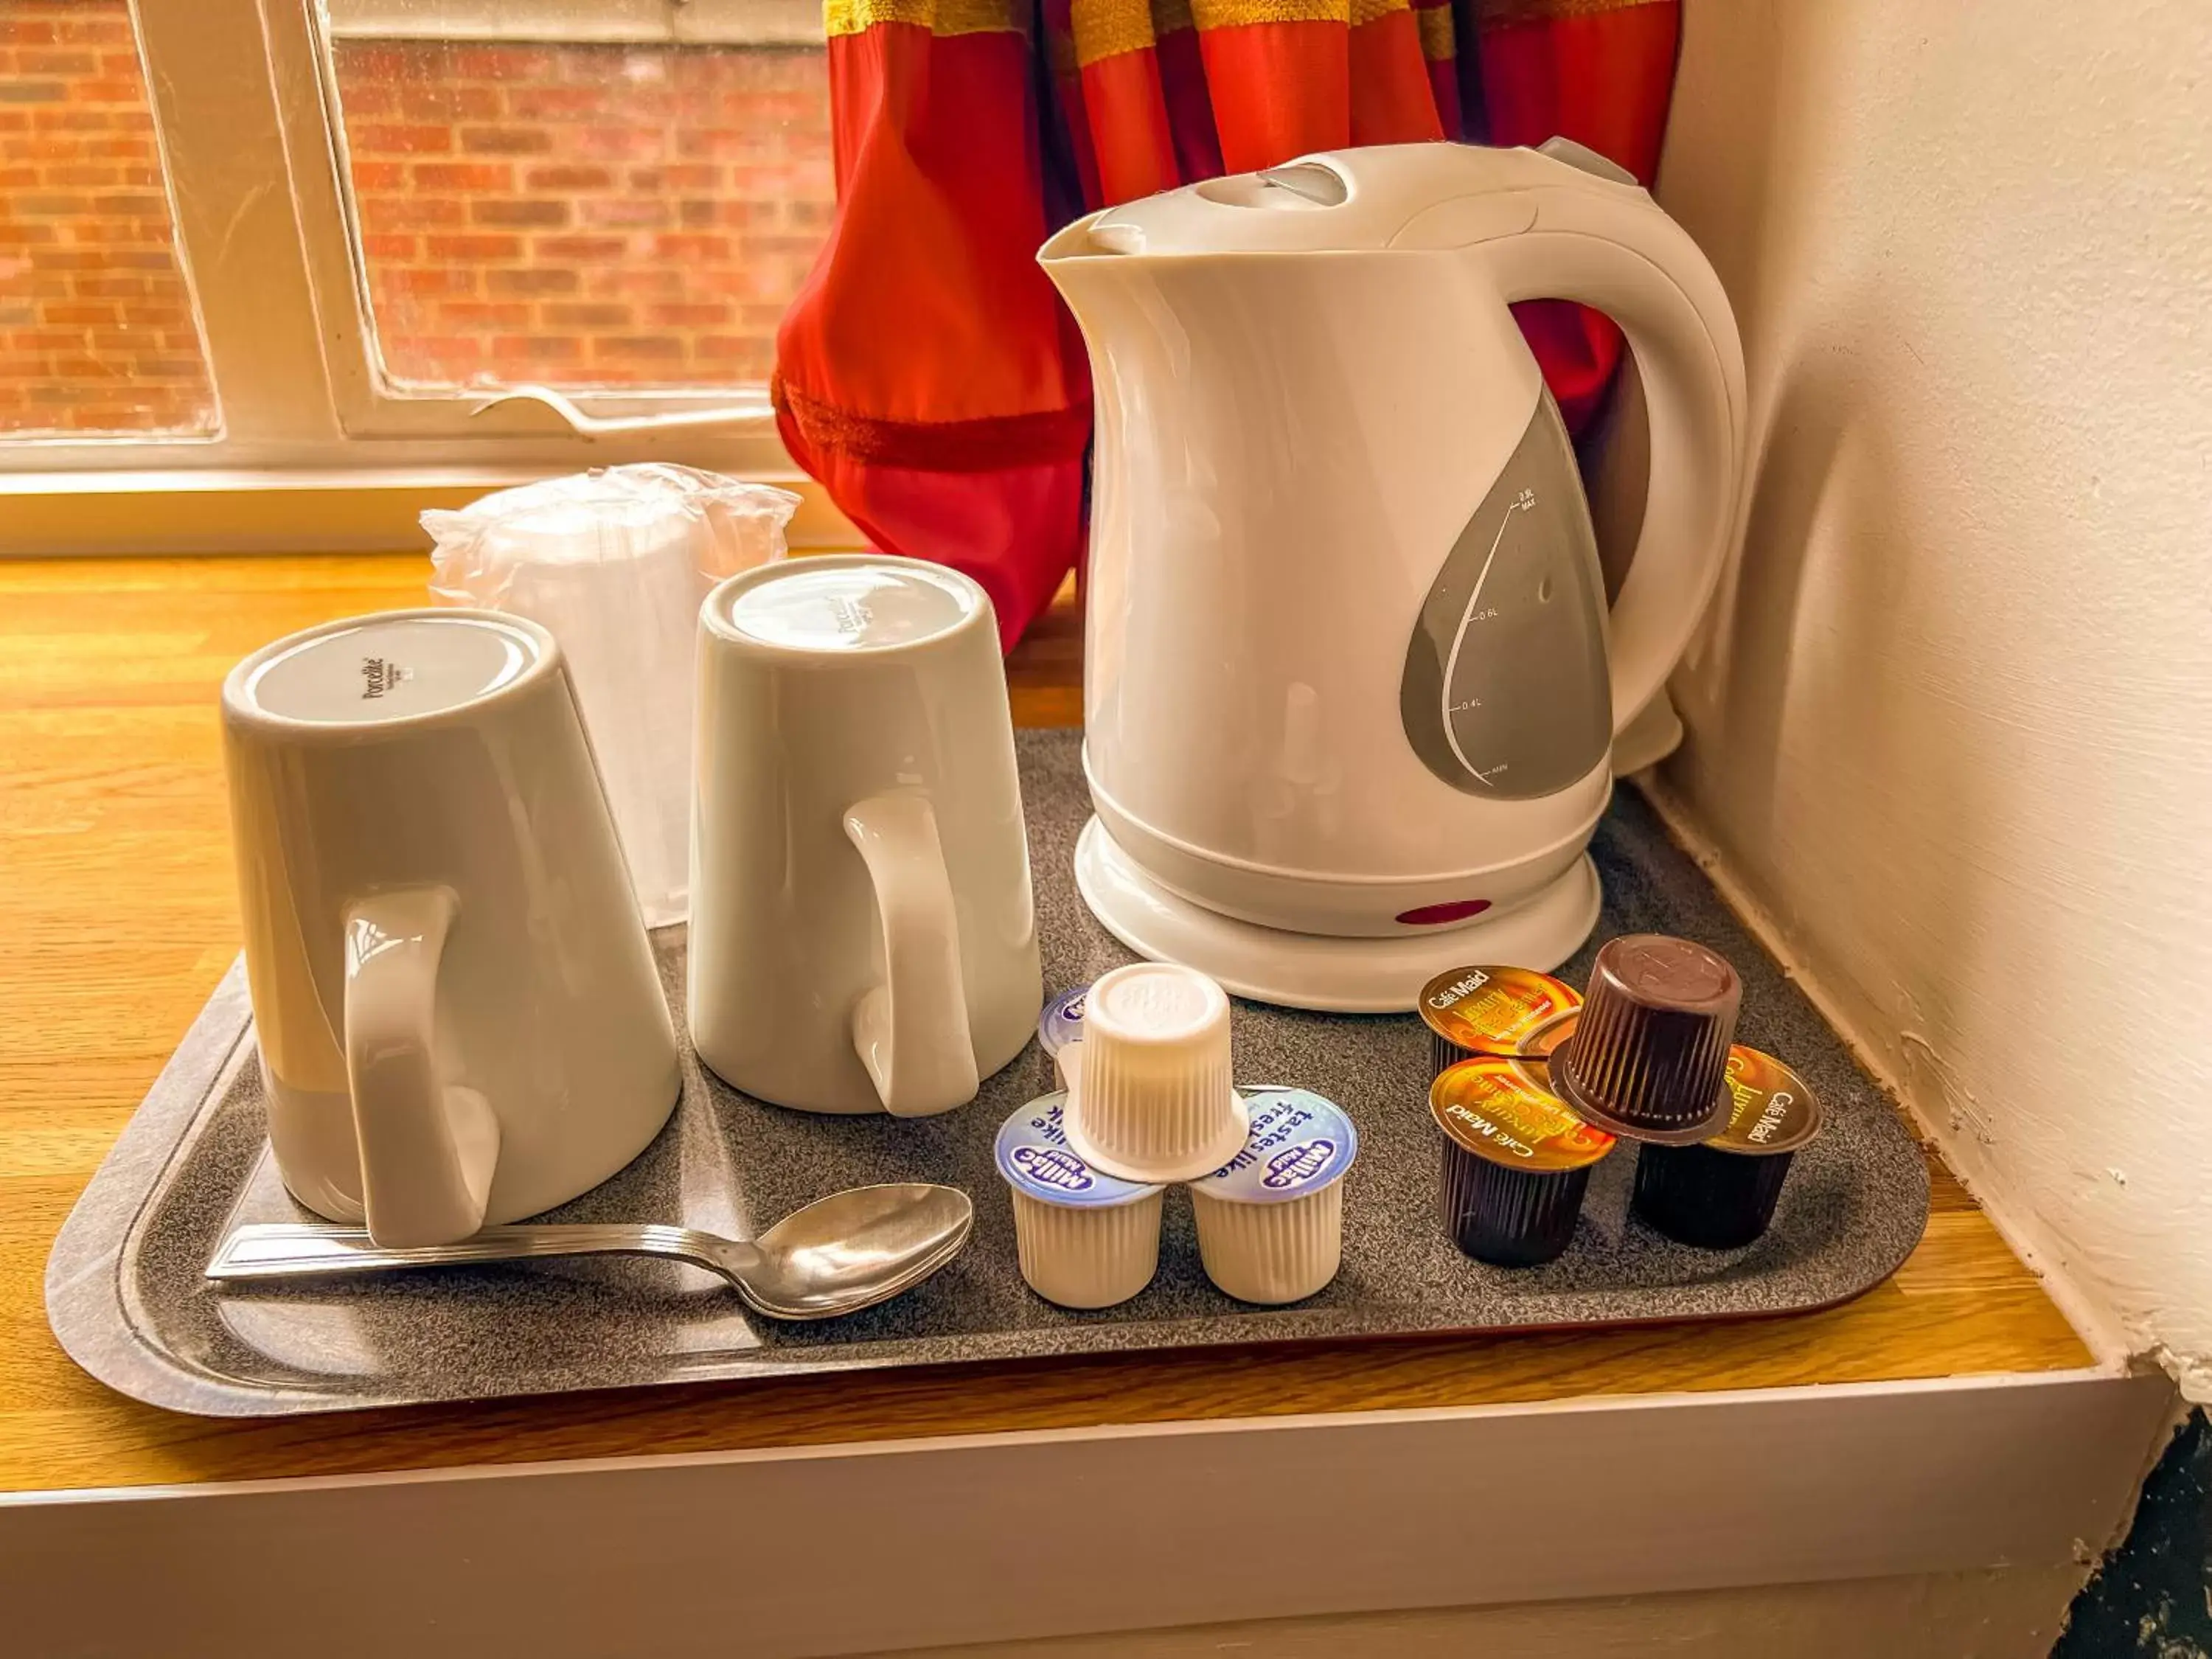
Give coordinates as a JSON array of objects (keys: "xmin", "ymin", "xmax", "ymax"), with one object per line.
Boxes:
[
  {"xmin": 1638, "ymin": 771, "xmax": 2138, "ymax": 1370},
  {"xmin": 0, "ymin": 1368, "xmax": 2171, "ymax": 1659},
  {"xmin": 879, "ymin": 1568, "xmax": 2101, "ymax": 1659}
]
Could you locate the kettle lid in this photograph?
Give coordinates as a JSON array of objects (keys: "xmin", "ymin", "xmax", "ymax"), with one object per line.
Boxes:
[{"xmin": 1054, "ymin": 140, "xmax": 1638, "ymax": 259}]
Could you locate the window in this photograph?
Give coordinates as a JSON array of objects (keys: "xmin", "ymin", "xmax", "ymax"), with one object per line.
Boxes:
[
  {"xmin": 2, "ymin": 0, "xmax": 831, "ymax": 510},
  {"xmin": 0, "ymin": 1, "xmax": 218, "ymax": 437},
  {"xmin": 324, "ymin": 2, "xmax": 832, "ymax": 394}
]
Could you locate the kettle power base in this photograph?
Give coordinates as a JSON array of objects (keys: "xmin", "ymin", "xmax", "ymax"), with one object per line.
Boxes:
[
  {"xmin": 1074, "ymin": 816, "xmax": 1601, "ymax": 1015},
  {"xmin": 47, "ymin": 728, "xmax": 1930, "ymax": 1419}
]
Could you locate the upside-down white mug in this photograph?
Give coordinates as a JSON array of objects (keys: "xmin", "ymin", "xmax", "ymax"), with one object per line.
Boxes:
[
  {"xmin": 221, "ymin": 610, "xmax": 681, "ymax": 1248},
  {"xmin": 689, "ymin": 556, "xmax": 1043, "ymax": 1115}
]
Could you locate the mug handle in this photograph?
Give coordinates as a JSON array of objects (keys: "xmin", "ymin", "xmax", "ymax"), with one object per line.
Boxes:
[
  {"xmin": 342, "ymin": 887, "xmax": 501, "ymax": 1246},
  {"xmin": 844, "ymin": 794, "xmax": 980, "ymax": 1117}
]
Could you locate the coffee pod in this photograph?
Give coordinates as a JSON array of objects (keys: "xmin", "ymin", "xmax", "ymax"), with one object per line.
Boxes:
[
  {"xmin": 1632, "ymin": 1047, "xmax": 1823, "ymax": 1249},
  {"xmin": 1551, "ymin": 934, "xmax": 1740, "ymax": 1145},
  {"xmin": 1416, "ymin": 966, "xmax": 1582, "ymax": 1080},
  {"xmin": 1189, "ymin": 1089, "xmax": 1357, "ymax": 1304},
  {"xmin": 1062, "ymin": 962, "xmax": 1249, "ymax": 1183},
  {"xmin": 1432, "ymin": 1058, "xmax": 1615, "ymax": 1267},
  {"xmin": 996, "ymin": 1093, "xmax": 1165, "ymax": 1309}
]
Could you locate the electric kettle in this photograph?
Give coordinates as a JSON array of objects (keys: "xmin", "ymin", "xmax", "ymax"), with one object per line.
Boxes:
[{"xmin": 1038, "ymin": 140, "xmax": 1746, "ymax": 1012}]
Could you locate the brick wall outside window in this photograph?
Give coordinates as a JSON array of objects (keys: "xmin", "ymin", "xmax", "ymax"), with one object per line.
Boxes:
[
  {"xmin": 0, "ymin": 0, "xmax": 217, "ymax": 437},
  {"xmin": 0, "ymin": 1, "xmax": 832, "ymax": 438},
  {"xmin": 333, "ymin": 37, "xmax": 832, "ymax": 391}
]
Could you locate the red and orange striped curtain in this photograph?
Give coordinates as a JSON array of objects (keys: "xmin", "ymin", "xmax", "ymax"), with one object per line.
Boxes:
[{"xmin": 774, "ymin": 0, "xmax": 1681, "ymax": 648}]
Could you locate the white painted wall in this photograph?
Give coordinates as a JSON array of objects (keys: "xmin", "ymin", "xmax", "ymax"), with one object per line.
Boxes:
[{"xmin": 1653, "ymin": 0, "xmax": 2212, "ymax": 1385}]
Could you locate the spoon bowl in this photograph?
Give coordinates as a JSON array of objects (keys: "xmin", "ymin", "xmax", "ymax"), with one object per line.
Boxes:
[{"xmin": 736, "ymin": 1183, "xmax": 975, "ymax": 1318}]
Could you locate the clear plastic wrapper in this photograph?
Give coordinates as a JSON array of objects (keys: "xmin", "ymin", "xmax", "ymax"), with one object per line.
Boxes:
[{"xmin": 424, "ymin": 467, "xmax": 800, "ymax": 926}]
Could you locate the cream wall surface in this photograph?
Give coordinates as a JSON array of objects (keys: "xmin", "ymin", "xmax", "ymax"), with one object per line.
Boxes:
[{"xmin": 1655, "ymin": 0, "xmax": 2212, "ymax": 1384}]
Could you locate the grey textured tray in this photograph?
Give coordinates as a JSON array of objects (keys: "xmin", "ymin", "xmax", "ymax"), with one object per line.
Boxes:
[{"xmin": 48, "ymin": 729, "xmax": 1930, "ymax": 1417}]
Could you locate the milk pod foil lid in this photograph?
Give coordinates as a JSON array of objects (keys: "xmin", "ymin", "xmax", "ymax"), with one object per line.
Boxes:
[
  {"xmin": 1038, "ymin": 984, "xmax": 1089, "ymax": 1056},
  {"xmin": 1190, "ymin": 1089, "xmax": 1357, "ymax": 1203},
  {"xmin": 994, "ymin": 1092, "xmax": 1162, "ymax": 1207}
]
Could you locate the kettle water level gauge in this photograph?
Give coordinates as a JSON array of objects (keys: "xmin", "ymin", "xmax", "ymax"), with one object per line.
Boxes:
[{"xmin": 1399, "ymin": 392, "xmax": 1614, "ymax": 801}]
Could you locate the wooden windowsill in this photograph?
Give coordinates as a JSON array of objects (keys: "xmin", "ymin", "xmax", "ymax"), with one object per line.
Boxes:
[{"xmin": 0, "ymin": 552, "xmax": 2092, "ymax": 1498}]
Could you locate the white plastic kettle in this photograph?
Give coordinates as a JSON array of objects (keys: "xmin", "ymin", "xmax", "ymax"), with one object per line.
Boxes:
[{"xmin": 1039, "ymin": 141, "xmax": 1747, "ymax": 1011}]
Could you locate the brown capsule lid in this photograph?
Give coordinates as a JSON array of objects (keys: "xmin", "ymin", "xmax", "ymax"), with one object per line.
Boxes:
[
  {"xmin": 1704, "ymin": 1046, "xmax": 1823, "ymax": 1155},
  {"xmin": 1416, "ymin": 966, "xmax": 1582, "ymax": 1058},
  {"xmin": 1597, "ymin": 934, "xmax": 1741, "ymax": 1014},
  {"xmin": 1430, "ymin": 1057, "xmax": 1616, "ymax": 1172},
  {"xmin": 1552, "ymin": 933, "xmax": 1741, "ymax": 1145}
]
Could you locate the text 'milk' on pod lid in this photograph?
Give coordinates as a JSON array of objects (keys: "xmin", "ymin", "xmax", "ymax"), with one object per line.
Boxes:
[
  {"xmin": 1038, "ymin": 984, "xmax": 1088, "ymax": 1056},
  {"xmin": 1705, "ymin": 1047, "xmax": 1823, "ymax": 1156},
  {"xmin": 1430, "ymin": 1058, "xmax": 1616, "ymax": 1172},
  {"xmin": 1417, "ymin": 966, "xmax": 1582, "ymax": 1056},
  {"xmin": 995, "ymin": 1092, "xmax": 1162, "ymax": 1206},
  {"xmin": 1189, "ymin": 1089, "xmax": 1357, "ymax": 1203}
]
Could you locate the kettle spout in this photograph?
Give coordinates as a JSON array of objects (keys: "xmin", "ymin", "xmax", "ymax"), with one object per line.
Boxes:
[
  {"xmin": 1038, "ymin": 210, "xmax": 1147, "ymax": 265},
  {"xmin": 1037, "ymin": 210, "xmax": 1152, "ymax": 328}
]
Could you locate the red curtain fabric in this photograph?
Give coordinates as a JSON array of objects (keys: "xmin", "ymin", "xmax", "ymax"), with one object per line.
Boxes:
[
  {"xmin": 772, "ymin": 0, "xmax": 1092, "ymax": 651},
  {"xmin": 774, "ymin": 0, "xmax": 1681, "ymax": 648},
  {"xmin": 1471, "ymin": 0, "xmax": 1683, "ymax": 428}
]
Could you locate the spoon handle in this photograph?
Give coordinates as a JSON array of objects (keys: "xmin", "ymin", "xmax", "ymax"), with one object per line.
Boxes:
[{"xmin": 206, "ymin": 1222, "xmax": 759, "ymax": 1285}]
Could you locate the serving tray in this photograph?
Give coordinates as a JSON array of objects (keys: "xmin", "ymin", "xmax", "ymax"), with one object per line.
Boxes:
[{"xmin": 47, "ymin": 729, "xmax": 1930, "ymax": 1417}]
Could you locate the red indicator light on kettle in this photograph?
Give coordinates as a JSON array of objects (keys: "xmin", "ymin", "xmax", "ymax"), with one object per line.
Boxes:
[{"xmin": 1395, "ymin": 898, "xmax": 1493, "ymax": 927}]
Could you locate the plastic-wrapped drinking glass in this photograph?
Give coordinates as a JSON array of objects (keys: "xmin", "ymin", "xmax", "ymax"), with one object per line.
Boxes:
[{"xmin": 424, "ymin": 467, "xmax": 799, "ymax": 926}]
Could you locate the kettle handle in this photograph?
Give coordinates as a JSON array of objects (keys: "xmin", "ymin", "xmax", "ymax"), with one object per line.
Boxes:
[{"xmin": 1469, "ymin": 183, "xmax": 1747, "ymax": 735}]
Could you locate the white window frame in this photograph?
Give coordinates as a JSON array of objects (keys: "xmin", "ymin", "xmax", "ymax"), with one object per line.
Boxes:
[
  {"xmin": 326, "ymin": 0, "xmax": 824, "ymax": 48},
  {"xmin": 0, "ymin": 0, "xmax": 840, "ymax": 553}
]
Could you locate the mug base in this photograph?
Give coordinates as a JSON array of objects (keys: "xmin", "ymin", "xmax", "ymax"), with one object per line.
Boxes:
[{"xmin": 695, "ymin": 1018, "xmax": 1033, "ymax": 1117}]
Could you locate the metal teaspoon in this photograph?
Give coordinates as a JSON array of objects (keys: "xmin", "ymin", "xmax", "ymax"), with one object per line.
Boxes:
[{"xmin": 204, "ymin": 1183, "xmax": 974, "ymax": 1321}]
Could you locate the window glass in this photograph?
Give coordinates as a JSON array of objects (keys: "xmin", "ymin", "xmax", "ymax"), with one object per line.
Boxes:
[
  {"xmin": 0, "ymin": 0, "xmax": 218, "ymax": 437},
  {"xmin": 325, "ymin": 17, "xmax": 833, "ymax": 392}
]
